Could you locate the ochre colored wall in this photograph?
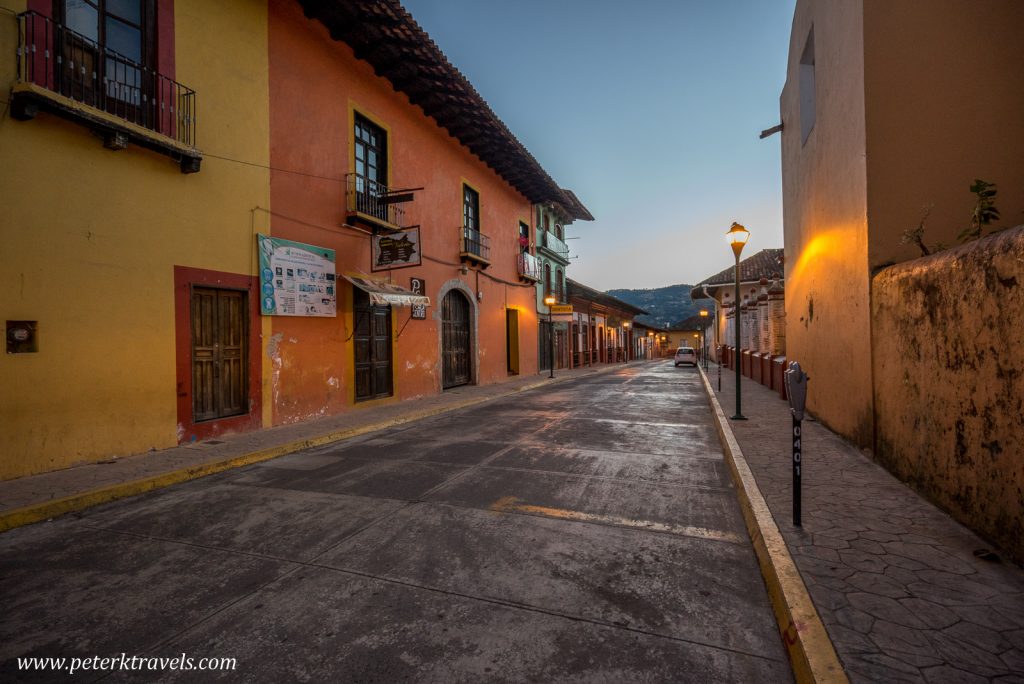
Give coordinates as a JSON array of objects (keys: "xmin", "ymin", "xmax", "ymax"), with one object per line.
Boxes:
[
  {"xmin": 266, "ymin": 0, "xmax": 538, "ymax": 424},
  {"xmin": 872, "ymin": 227, "xmax": 1024, "ymax": 562},
  {"xmin": 0, "ymin": 0, "xmax": 270, "ymax": 479},
  {"xmin": 863, "ymin": 0, "xmax": 1024, "ymax": 268},
  {"xmin": 780, "ymin": 0, "xmax": 874, "ymax": 445}
]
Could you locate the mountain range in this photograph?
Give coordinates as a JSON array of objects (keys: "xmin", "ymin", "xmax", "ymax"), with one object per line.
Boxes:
[{"xmin": 606, "ymin": 284, "xmax": 715, "ymax": 329}]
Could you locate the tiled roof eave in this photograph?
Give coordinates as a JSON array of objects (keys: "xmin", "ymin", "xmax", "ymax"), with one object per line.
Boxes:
[{"xmin": 299, "ymin": 0, "xmax": 574, "ymax": 206}]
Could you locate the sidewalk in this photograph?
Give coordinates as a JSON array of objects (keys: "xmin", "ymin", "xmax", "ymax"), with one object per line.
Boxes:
[
  {"xmin": 708, "ymin": 366, "xmax": 1024, "ymax": 683},
  {"xmin": 0, "ymin": 361, "xmax": 644, "ymax": 532}
]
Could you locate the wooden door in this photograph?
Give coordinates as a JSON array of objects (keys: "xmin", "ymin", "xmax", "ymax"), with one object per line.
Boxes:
[
  {"xmin": 442, "ymin": 290, "xmax": 471, "ymax": 388},
  {"xmin": 191, "ymin": 287, "xmax": 247, "ymax": 422},
  {"xmin": 354, "ymin": 288, "xmax": 393, "ymax": 401},
  {"xmin": 506, "ymin": 309, "xmax": 519, "ymax": 375}
]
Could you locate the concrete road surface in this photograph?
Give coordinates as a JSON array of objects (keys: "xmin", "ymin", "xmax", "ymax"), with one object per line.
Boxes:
[{"xmin": 1, "ymin": 362, "xmax": 792, "ymax": 682}]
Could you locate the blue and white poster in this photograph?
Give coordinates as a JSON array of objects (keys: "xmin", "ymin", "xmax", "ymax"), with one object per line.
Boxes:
[{"xmin": 258, "ymin": 235, "xmax": 336, "ymax": 317}]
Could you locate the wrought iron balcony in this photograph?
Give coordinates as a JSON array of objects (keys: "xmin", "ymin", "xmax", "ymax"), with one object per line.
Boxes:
[
  {"xmin": 517, "ymin": 252, "xmax": 540, "ymax": 281},
  {"xmin": 459, "ymin": 225, "xmax": 491, "ymax": 268},
  {"xmin": 539, "ymin": 230, "xmax": 570, "ymax": 261},
  {"xmin": 345, "ymin": 173, "xmax": 412, "ymax": 231},
  {"xmin": 13, "ymin": 11, "xmax": 199, "ymax": 171}
]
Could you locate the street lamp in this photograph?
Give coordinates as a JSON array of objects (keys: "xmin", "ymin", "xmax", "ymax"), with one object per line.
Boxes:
[
  {"xmin": 544, "ymin": 294, "xmax": 557, "ymax": 379},
  {"xmin": 623, "ymin": 321, "xmax": 631, "ymax": 361},
  {"xmin": 699, "ymin": 309, "xmax": 709, "ymax": 370},
  {"xmin": 727, "ymin": 222, "xmax": 750, "ymax": 420}
]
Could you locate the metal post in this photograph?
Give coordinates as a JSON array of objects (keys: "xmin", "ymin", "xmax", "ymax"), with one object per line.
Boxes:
[
  {"xmin": 549, "ymin": 309, "xmax": 555, "ymax": 379},
  {"xmin": 732, "ymin": 251, "xmax": 745, "ymax": 420},
  {"xmin": 792, "ymin": 414, "xmax": 802, "ymax": 526}
]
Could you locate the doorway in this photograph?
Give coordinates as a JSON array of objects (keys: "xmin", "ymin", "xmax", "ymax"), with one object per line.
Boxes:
[
  {"xmin": 442, "ymin": 290, "xmax": 472, "ymax": 388},
  {"xmin": 353, "ymin": 288, "xmax": 393, "ymax": 401},
  {"xmin": 191, "ymin": 287, "xmax": 248, "ymax": 422},
  {"xmin": 506, "ymin": 309, "xmax": 520, "ymax": 375}
]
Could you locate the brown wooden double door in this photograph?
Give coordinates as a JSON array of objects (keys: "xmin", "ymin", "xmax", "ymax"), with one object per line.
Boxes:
[
  {"xmin": 191, "ymin": 287, "xmax": 247, "ymax": 422},
  {"xmin": 354, "ymin": 288, "xmax": 393, "ymax": 402},
  {"xmin": 442, "ymin": 290, "xmax": 471, "ymax": 388}
]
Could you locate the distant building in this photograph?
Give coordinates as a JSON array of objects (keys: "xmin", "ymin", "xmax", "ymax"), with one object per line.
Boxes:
[
  {"xmin": 565, "ymin": 280, "xmax": 647, "ymax": 366},
  {"xmin": 532, "ymin": 194, "xmax": 593, "ymax": 373},
  {"xmin": 691, "ymin": 249, "xmax": 786, "ymax": 364}
]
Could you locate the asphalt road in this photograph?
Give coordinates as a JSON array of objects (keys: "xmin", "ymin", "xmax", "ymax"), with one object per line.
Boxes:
[{"xmin": 1, "ymin": 362, "xmax": 792, "ymax": 683}]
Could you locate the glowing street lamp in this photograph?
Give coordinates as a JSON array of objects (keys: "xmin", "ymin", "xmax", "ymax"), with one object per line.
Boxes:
[
  {"xmin": 544, "ymin": 294, "xmax": 557, "ymax": 379},
  {"xmin": 623, "ymin": 321, "xmax": 631, "ymax": 361},
  {"xmin": 727, "ymin": 222, "xmax": 750, "ymax": 420}
]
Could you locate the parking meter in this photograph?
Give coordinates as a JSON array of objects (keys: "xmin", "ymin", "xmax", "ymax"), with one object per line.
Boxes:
[
  {"xmin": 784, "ymin": 362, "xmax": 809, "ymax": 526},
  {"xmin": 785, "ymin": 362, "xmax": 809, "ymax": 420}
]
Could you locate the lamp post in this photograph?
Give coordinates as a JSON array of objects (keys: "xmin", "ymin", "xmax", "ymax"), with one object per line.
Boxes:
[
  {"xmin": 544, "ymin": 294, "xmax": 557, "ymax": 379},
  {"xmin": 727, "ymin": 222, "xmax": 750, "ymax": 420},
  {"xmin": 623, "ymin": 321, "xmax": 631, "ymax": 361},
  {"xmin": 647, "ymin": 330, "xmax": 654, "ymax": 359},
  {"xmin": 699, "ymin": 309, "xmax": 709, "ymax": 370}
]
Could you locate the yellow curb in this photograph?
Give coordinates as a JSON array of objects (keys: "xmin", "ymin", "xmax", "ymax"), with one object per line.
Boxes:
[
  {"xmin": 0, "ymin": 366, "xmax": 623, "ymax": 534},
  {"xmin": 699, "ymin": 367, "xmax": 848, "ymax": 684}
]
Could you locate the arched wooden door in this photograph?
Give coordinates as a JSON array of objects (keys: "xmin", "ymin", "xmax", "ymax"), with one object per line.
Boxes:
[{"xmin": 442, "ymin": 290, "xmax": 471, "ymax": 388}]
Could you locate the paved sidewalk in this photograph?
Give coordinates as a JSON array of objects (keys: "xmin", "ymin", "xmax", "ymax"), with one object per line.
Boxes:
[
  {"xmin": 0, "ymin": 362, "xmax": 643, "ymax": 528},
  {"xmin": 712, "ymin": 366, "xmax": 1024, "ymax": 683}
]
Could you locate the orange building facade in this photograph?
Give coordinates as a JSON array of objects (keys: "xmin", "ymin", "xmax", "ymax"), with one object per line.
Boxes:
[{"xmin": 258, "ymin": 0, "xmax": 583, "ymax": 428}]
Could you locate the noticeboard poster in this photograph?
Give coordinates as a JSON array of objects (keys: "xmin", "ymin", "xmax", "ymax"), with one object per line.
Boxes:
[
  {"xmin": 371, "ymin": 227, "xmax": 421, "ymax": 271},
  {"xmin": 258, "ymin": 235, "xmax": 336, "ymax": 317}
]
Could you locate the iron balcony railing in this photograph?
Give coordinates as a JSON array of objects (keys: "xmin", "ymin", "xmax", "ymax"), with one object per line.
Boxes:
[
  {"xmin": 460, "ymin": 225, "xmax": 491, "ymax": 262},
  {"xmin": 16, "ymin": 11, "xmax": 197, "ymax": 146},
  {"xmin": 517, "ymin": 251, "xmax": 540, "ymax": 280},
  {"xmin": 345, "ymin": 173, "xmax": 409, "ymax": 229},
  {"xmin": 540, "ymin": 231, "xmax": 570, "ymax": 259}
]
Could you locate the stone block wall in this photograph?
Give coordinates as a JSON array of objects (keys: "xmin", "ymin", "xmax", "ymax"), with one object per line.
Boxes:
[{"xmin": 872, "ymin": 226, "xmax": 1024, "ymax": 561}]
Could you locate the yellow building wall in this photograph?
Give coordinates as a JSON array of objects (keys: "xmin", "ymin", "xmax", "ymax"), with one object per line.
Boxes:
[
  {"xmin": 863, "ymin": 0, "xmax": 1024, "ymax": 268},
  {"xmin": 780, "ymin": 0, "xmax": 875, "ymax": 446},
  {"xmin": 0, "ymin": 0, "xmax": 270, "ymax": 480}
]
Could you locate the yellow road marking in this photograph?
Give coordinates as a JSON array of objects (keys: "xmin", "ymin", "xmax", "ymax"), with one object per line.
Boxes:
[{"xmin": 490, "ymin": 496, "xmax": 744, "ymax": 544}]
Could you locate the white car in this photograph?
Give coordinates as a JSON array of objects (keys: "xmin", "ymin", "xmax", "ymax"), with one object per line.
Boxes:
[{"xmin": 674, "ymin": 347, "xmax": 698, "ymax": 367}]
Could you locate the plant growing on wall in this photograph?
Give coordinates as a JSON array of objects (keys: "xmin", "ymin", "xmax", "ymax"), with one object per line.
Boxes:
[
  {"xmin": 901, "ymin": 205, "xmax": 939, "ymax": 256},
  {"xmin": 958, "ymin": 179, "xmax": 1001, "ymax": 243}
]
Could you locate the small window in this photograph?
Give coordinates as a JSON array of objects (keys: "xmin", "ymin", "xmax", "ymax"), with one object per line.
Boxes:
[
  {"xmin": 544, "ymin": 263, "xmax": 552, "ymax": 296},
  {"xmin": 463, "ymin": 185, "xmax": 479, "ymax": 232},
  {"xmin": 799, "ymin": 28, "xmax": 815, "ymax": 145},
  {"xmin": 519, "ymin": 221, "xmax": 530, "ymax": 252},
  {"xmin": 555, "ymin": 224, "xmax": 563, "ymax": 240}
]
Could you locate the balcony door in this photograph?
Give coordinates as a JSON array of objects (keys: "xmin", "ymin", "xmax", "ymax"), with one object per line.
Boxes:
[
  {"xmin": 57, "ymin": 0, "xmax": 155, "ymax": 124},
  {"xmin": 354, "ymin": 113, "xmax": 388, "ymax": 221}
]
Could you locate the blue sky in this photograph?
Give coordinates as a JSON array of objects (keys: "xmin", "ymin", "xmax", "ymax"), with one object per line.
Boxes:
[{"xmin": 402, "ymin": 0, "xmax": 797, "ymax": 290}]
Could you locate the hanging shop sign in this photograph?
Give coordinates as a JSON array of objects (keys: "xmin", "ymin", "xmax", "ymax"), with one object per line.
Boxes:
[
  {"xmin": 371, "ymin": 227, "xmax": 422, "ymax": 271},
  {"xmin": 258, "ymin": 234, "xmax": 336, "ymax": 317},
  {"xmin": 410, "ymin": 277, "xmax": 428, "ymax": 319},
  {"xmin": 550, "ymin": 304, "xmax": 573, "ymax": 315}
]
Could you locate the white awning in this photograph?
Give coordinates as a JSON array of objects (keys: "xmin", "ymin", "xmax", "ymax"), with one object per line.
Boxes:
[{"xmin": 343, "ymin": 275, "xmax": 430, "ymax": 307}]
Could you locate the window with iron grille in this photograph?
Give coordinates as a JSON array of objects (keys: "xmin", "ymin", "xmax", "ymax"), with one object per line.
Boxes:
[{"xmin": 57, "ymin": 0, "xmax": 155, "ymax": 117}]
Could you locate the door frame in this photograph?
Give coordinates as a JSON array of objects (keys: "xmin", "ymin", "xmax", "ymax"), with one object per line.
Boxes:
[
  {"xmin": 174, "ymin": 266, "xmax": 261, "ymax": 443},
  {"xmin": 435, "ymin": 279, "xmax": 478, "ymax": 389}
]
